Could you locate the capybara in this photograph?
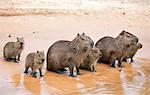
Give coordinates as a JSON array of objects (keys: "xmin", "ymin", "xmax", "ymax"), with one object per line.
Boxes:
[
  {"xmin": 80, "ymin": 47, "xmax": 102, "ymax": 72},
  {"xmin": 47, "ymin": 33, "xmax": 93, "ymax": 77},
  {"xmin": 24, "ymin": 51, "xmax": 45, "ymax": 78},
  {"xmin": 3, "ymin": 37, "xmax": 24, "ymax": 62},
  {"xmin": 95, "ymin": 30, "xmax": 138, "ymax": 68},
  {"xmin": 123, "ymin": 42, "xmax": 142, "ymax": 62}
]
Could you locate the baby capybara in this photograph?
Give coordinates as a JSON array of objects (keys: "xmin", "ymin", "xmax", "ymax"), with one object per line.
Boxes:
[
  {"xmin": 24, "ymin": 51, "xmax": 45, "ymax": 78},
  {"xmin": 123, "ymin": 42, "xmax": 142, "ymax": 62},
  {"xmin": 3, "ymin": 37, "xmax": 24, "ymax": 62},
  {"xmin": 80, "ymin": 47, "xmax": 102, "ymax": 72}
]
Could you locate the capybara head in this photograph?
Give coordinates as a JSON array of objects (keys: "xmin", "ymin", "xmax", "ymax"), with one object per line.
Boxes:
[
  {"xmin": 118, "ymin": 30, "xmax": 138, "ymax": 46},
  {"xmin": 15, "ymin": 37, "xmax": 24, "ymax": 49},
  {"xmin": 90, "ymin": 48, "xmax": 102, "ymax": 59},
  {"xmin": 85, "ymin": 48, "xmax": 102, "ymax": 67},
  {"xmin": 35, "ymin": 51, "xmax": 45, "ymax": 64},
  {"xmin": 71, "ymin": 33, "xmax": 93, "ymax": 52}
]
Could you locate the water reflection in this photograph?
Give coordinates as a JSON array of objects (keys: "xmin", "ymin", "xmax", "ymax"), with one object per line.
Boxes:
[{"xmin": 6, "ymin": 58, "xmax": 150, "ymax": 95}]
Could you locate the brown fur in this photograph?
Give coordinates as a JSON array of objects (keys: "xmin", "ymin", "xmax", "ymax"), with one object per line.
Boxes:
[
  {"xmin": 80, "ymin": 48, "xmax": 102, "ymax": 72},
  {"xmin": 3, "ymin": 37, "xmax": 24, "ymax": 62},
  {"xmin": 95, "ymin": 30, "xmax": 139, "ymax": 68},
  {"xmin": 47, "ymin": 33, "xmax": 93, "ymax": 77},
  {"xmin": 24, "ymin": 51, "xmax": 45, "ymax": 78},
  {"xmin": 123, "ymin": 42, "xmax": 142, "ymax": 62}
]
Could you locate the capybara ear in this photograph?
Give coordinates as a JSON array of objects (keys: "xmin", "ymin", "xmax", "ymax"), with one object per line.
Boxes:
[
  {"xmin": 77, "ymin": 33, "xmax": 80, "ymax": 36},
  {"xmin": 120, "ymin": 30, "xmax": 126, "ymax": 35},
  {"xmin": 37, "ymin": 51, "xmax": 39, "ymax": 53},
  {"xmin": 17, "ymin": 37, "xmax": 19, "ymax": 41},
  {"xmin": 82, "ymin": 33, "xmax": 85, "ymax": 35}
]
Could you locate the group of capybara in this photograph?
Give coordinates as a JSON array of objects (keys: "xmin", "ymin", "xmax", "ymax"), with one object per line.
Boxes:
[{"xmin": 3, "ymin": 30, "xmax": 142, "ymax": 77}]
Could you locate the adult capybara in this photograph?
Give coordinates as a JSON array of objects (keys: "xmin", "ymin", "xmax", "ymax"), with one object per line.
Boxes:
[
  {"xmin": 80, "ymin": 47, "xmax": 102, "ymax": 72},
  {"xmin": 24, "ymin": 51, "xmax": 45, "ymax": 78},
  {"xmin": 95, "ymin": 30, "xmax": 138, "ymax": 68},
  {"xmin": 47, "ymin": 33, "xmax": 93, "ymax": 77},
  {"xmin": 3, "ymin": 37, "xmax": 24, "ymax": 62},
  {"xmin": 123, "ymin": 42, "xmax": 142, "ymax": 62}
]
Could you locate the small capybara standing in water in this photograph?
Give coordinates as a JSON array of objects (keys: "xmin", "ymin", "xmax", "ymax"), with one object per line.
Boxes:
[
  {"xmin": 123, "ymin": 42, "xmax": 142, "ymax": 62},
  {"xmin": 80, "ymin": 47, "xmax": 102, "ymax": 72},
  {"xmin": 3, "ymin": 37, "xmax": 24, "ymax": 62},
  {"xmin": 47, "ymin": 33, "xmax": 94, "ymax": 77},
  {"xmin": 95, "ymin": 30, "xmax": 139, "ymax": 68},
  {"xmin": 24, "ymin": 51, "xmax": 45, "ymax": 78}
]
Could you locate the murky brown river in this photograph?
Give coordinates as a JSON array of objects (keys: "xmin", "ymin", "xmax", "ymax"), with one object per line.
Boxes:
[{"xmin": 0, "ymin": 10, "xmax": 150, "ymax": 95}]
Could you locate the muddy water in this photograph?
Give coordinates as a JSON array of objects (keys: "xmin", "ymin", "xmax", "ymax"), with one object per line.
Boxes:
[{"xmin": 0, "ymin": 11, "xmax": 150, "ymax": 95}]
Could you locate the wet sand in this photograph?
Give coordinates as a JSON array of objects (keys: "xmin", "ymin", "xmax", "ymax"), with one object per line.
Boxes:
[{"xmin": 0, "ymin": 10, "xmax": 150, "ymax": 95}]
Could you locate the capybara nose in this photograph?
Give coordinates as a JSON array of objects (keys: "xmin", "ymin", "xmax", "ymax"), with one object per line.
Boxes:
[
  {"xmin": 20, "ymin": 42, "xmax": 23, "ymax": 45},
  {"xmin": 20, "ymin": 42, "xmax": 23, "ymax": 47},
  {"xmin": 139, "ymin": 43, "xmax": 143, "ymax": 49},
  {"xmin": 42, "ymin": 59, "xmax": 45, "ymax": 62}
]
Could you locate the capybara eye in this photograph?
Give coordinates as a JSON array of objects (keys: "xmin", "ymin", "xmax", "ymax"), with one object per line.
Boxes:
[
  {"xmin": 94, "ymin": 51, "xmax": 97, "ymax": 53},
  {"xmin": 127, "ymin": 35, "xmax": 130, "ymax": 37}
]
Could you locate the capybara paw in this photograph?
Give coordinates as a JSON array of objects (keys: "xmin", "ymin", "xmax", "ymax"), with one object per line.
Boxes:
[
  {"xmin": 24, "ymin": 71, "xmax": 28, "ymax": 74},
  {"xmin": 40, "ymin": 75, "xmax": 44, "ymax": 77},
  {"xmin": 32, "ymin": 75, "xmax": 37, "ymax": 78},
  {"xmin": 69, "ymin": 74, "xmax": 76, "ymax": 77}
]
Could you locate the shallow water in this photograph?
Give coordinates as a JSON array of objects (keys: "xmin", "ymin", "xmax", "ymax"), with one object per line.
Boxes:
[{"xmin": 0, "ymin": 11, "xmax": 150, "ymax": 95}]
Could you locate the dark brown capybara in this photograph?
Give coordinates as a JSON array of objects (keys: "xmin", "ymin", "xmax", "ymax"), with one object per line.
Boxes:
[
  {"xmin": 95, "ymin": 30, "xmax": 139, "ymax": 68},
  {"xmin": 47, "ymin": 33, "xmax": 94, "ymax": 77},
  {"xmin": 24, "ymin": 51, "xmax": 45, "ymax": 78},
  {"xmin": 3, "ymin": 37, "xmax": 24, "ymax": 62},
  {"xmin": 80, "ymin": 47, "xmax": 102, "ymax": 72},
  {"xmin": 123, "ymin": 42, "xmax": 142, "ymax": 62}
]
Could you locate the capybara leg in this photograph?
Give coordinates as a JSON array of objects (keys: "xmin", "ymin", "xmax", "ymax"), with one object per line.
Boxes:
[
  {"xmin": 69, "ymin": 67, "xmax": 76, "ymax": 77},
  {"xmin": 14, "ymin": 57, "xmax": 17, "ymax": 62},
  {"xmin": 118, "ymin": 58, "xmax": 123, "ymax": 68},
  {"xmin": 92, "ymin": 65, "xmax": 96, "ymax": 72},
  {"xmin": 110, "ymin": 58, "xmax": 116, "ymax": 68},
  {"xmin": 122, "ymin": 57, "xmax": 127, "ymax": 62},
  {"xmin": 18, "ymin": 54, "xmax": 20, "ymax": 61},
  {"xmin": 76, "ymin": 65, "xmax": 80, "ymax": 75},
  {"xmin": 90, "ymin": 65, "xmax": 93, "ymax": 72},
  {"xmin": 24, "ymin": 67, "xmax": 29, "ymax": 74},
  {"xmin": 130, "ymin": 57, "xmax": 134, "ymax": 62},
  {"xmin": 39, "ymin": 69, "xmax": 43, "ymax": 77}
]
